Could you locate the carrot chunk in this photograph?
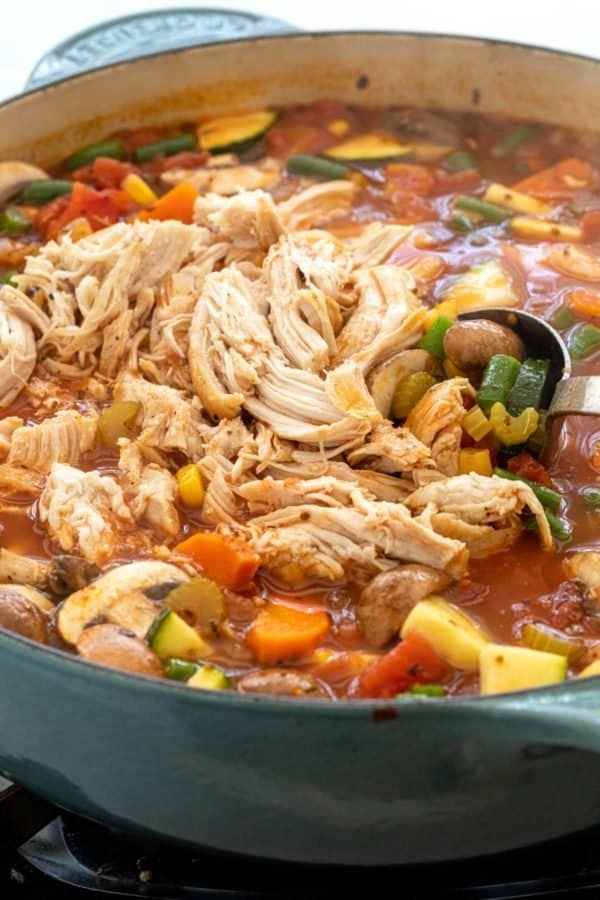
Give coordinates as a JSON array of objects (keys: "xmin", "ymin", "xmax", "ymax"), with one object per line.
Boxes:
[
  {"xmin": 247, "ymin": 602, "xmax": 330, "ymax": 665},
  {"xmin": 174, "ymin": 532, "xmax": 260, "ymax": 591},
  {"xmin": 141, "ymin": 181, "xmax": 199, "ymax": 223},
  {"xmin": 568, "ymin": 289, "xmax": 600, "ymax": 321}
]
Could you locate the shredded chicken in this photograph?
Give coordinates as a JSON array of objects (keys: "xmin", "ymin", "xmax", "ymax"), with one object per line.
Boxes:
[
  {"xmin": 7, "ymin": 410, "xmax": 98, "ymax": 472},
  {"xmin": 164, "ymin": 157, "xmax": 282, "ymax": 195},
  {"xmin": 406, "ymin": 378, "xmax": 475, "ymax": 475},
  {"xmin": 405, "ymin": 473, "xmax": 552, "ymax": 550},
  {"xmin": 39, "ymin": 463, "xmax": 137, "ymax": 564},
  {"xmin": 119, "ymin": 441, "xmax": 180, "ymax": 537},
  {"xmin": 245, "ymin": 490, "xmax": 468, "ymax": 584},
  {"xmin": 0, "ymin": 285, "xmax": 48, "ymax": 407}
]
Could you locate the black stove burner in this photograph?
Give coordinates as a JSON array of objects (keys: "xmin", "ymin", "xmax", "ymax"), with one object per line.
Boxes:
[{"xmin": 3, "ymin": 783, "xmax": 600, "ymax": 899}]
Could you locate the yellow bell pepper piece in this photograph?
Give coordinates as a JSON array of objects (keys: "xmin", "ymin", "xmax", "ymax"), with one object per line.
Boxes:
[
  {"xmin": 391, "ymin": 372, "xmax": 437, "ymax": 420},
  {"xmin": 176, "ymin": 464, "xmax": 205, "ymax": 508},
  {"xmin": 459, "ymin": 448, "xmax": 493, "ymax": 477},
  {"xmin": 462, "ymin": 405, "xmax": 493, "ymax": 441},
  {"xmin": 426, "ymin": 260, "xmax": 518, "ymax": 327},
  {"xmin": 489, "ymin": 402, "xmax": 539, "ymax": 446},
  {"xmin": 443, "ymin": 358, "xmax": 466, "ymax": 379},
  {"xmin": 121, "ymin": 173, "xmax": 158, "ymax": 206},
  {"xmin": 328, "ymin": 119, "xmax": 350, "ymax": 137}
]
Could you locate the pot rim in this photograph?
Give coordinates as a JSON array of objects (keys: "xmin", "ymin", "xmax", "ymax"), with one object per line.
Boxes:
[
  {"xmin": 1, "ymin": 27, "xmax": 598, "ymax": 716},
  {"xmin": 2, "ymin": 28, "xmax": 599, "ymax": 111}
]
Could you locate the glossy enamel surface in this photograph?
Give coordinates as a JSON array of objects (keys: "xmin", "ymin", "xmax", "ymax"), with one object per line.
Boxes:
[{"xmin": 1, "ymin": 30, "xmax": 600, "ymax": 863}]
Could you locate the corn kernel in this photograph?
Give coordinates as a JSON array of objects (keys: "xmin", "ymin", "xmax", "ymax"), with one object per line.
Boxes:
[
  {"xmin": 122, "ymin": 173, "xmax": 158, "ymax": 206},
  {"xmin": 176, "ymin": 464, "xmax": 205, "ymax": 508}
]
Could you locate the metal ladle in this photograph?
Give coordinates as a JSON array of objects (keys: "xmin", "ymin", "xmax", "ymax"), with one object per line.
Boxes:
[{"xmin": 459, "ymin": 307, "xmax": 600, "ymax": 417}]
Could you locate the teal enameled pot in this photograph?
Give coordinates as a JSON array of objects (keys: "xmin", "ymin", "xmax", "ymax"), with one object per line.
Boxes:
[{"xmin": 2, "ymin": 9, "xmax": 600, "ymax": 865}]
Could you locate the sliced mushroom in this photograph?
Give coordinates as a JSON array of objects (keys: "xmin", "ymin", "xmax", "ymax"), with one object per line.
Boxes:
[
  {"xmin": 0, "ymin": 161, "xmax": 49, "ymax": 204},
  {"xmin": 545, "ymin": 245, "xmax": 600, "ymax": 283},
  {"xmin": 237, "ymin": 669, "xmax": 327, "ymax": 697},
  {"xmin": 76, "ymin": 624, "xmax": 164, "ymax": 677},
  {"xmin": 47, "ymin": 555, "xmax": 101, "ymax": 596},
  {"xmin": 0, "ymin": 548, "xmax": 50, "ymax": 588},
  {"xmin": 367, "ymin": 349, "xmax": 439, "ymax": 417},
  {"xmin": 58, "ymin": 560, "xmax": 190, "ymax": 646},
  {"xmin": 0, "ymin": 582, "xmax": 54, "ymax": 612},
  {"xmin": 358, "ymin": 564, "xmax": 452, "ymax": 648},
  {"xmin": 0, "ymin": 586, "xmax": 49, "ymax": 642}
]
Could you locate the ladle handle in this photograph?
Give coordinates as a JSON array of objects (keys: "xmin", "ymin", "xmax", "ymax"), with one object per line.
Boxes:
[{"xmin": 548, "ymin": 375, "xmax": 600, "ymax": 416}]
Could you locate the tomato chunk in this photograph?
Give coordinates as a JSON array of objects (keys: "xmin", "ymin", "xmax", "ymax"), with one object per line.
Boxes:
[{"xmin": 356, "ymin": 632, "xmax": 450, "ymax": 698}]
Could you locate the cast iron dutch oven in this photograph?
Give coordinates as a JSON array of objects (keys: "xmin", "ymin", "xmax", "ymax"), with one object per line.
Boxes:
[{"xmin": 1, "ymin": 7, "xmax": 600, "ymax": 866}]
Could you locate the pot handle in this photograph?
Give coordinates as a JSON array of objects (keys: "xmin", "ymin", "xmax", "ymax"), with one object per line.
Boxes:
[{"xmin": 26, "ymin": 7, "xmax": 298, "ymax": 90}]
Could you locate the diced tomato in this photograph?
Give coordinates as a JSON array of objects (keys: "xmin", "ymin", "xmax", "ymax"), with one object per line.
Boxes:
[
  {"xmin": 154, "ymin": 150, "xmax": 210, "ymax": 171},
  {"xmin": 513, "ymin": 157, "xmax": 597, "ymax": 200},
  {"xmin": 581, "ymin": 210, "xmax": 600, "ymax": 242},
  {"xmin": 36, "ymin": 182, "xmax": 134, "ymax": 240},
  {"xmin": 387, "ymin": 190, "xmax": 434, "ymax": 223},
  {"xmin": 356, "ymin": 631, "xmax": 450, "ymax": 698},
  {"xmin": 70, "ymin": 157, "xmax": 137, "ymax": 189},
  {"xmin": 431, "ymin": 168, "xmax": 481, "ymax": 196},
  {"xmin": 266, "ymin": 123, "xmax": 332, "ymax": 158},
  {"xmin": 385, "ymin": 163, "xmax": 435, "ymax": 196},
  {"xmin": 447, "ymin": 579, "xmax": 490, "ymax": 607},
  {"xmin": 507, "ymin": 452, "xmax": 553, "ymax": 487}
]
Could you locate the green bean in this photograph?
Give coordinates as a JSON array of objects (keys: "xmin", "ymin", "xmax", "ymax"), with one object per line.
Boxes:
[
  {"xmin": 287, "ymin": 154, "xmax": 349, "ymax": 180},
  {"xmin": 550, "ymin": 305, "xmax": 574, "ymax": 331},
  {"xmin": 447, "ymin": 214, "xmax": 475, "ymax": 232},
  {"xmin": 568, "ymin": 324, "xmax": 600, "ymax": 360},
  {"xmin": 135, "ymin": 134, "xmax": 196, "ymax": 163},
  {"xmin": 492, "ymin": 124, "xmax": 539, "ymax": 158},
  {"xmin": 455, "ymin": 195, "xmax": 512, "ymax": 223},
  {"xmin": 0, "ymin": 207, "xmax": 31, "ymax": 235},
  {"xmin": 493, "ymin": 467, "xmax": 561, "ymax": 511},
  {"xmin": 66, "ymin": 139, "xmax": 125, "ymax": 171},
  {"xmin": 20, "ymin": 180, "xmax": 73, "ymax": 204},
  {"xmin": 444, "ymin": 150, "xmax": 475, "ymax": 171},
  {"xmin": 544, "ymin": 509, "xmax": 572, "ymax": 542},
  {"xmin": 409, "ymin": 684, "xmax": 447, "ymax": 697}
]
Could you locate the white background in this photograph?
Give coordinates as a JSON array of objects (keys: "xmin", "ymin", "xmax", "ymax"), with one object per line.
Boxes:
[{"xmin": 1, "ymin": 0, "xmax": 598, "ymax": 100}]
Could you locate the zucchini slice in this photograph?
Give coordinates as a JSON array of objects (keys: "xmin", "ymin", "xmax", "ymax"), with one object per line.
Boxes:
[
  {"xmin": 148, "ymin": 609, "xmax": 213, "ymax": 660},
  {"xmin": 325, "ymin": 133, "xmax": 411, "ymax": 162},
  {"xmin": 401, "ymin": 596, "xmax": 490, "ymax": 671},
  {"xmin": 188, "ymin": 665, "xmax": 231, "ymax": 691},
  {"xmin": 480, "ymin": 644, "xmax": 567, "ymax": 694},
  {"xmin": 197, "ymin": 110, "xmax": 277, "ymax": 154}
]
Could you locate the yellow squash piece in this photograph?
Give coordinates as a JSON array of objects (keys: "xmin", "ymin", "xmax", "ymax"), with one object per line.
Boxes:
[
  {"xmin": 578, "ymin": 659, "xmax": 600, "ymax": 678},
  {"xmin": 480, "ymin": 644, "xmax": 567, "ymax": 694},
  {"xmin": 483, "ymin": 183, "xmax": 552, "ymax": 216},
  {"xmin": 325, "ymin": 133, "xmax": 411, "ymax": 161},
  {"xmin": 426, "ymin": 260, "xmax": 519, "ymax": 326},
  {"xmin": 121, "ymin": 173, "xmax": 157, "ymax": 206},
  {"xmin": 176, "ymin": 464, "xmax": 205, "ymax": 508},
  {"xmin": 489, "ymin": 402, "xmax": 539, "ymax": 446},
  {"xmin": 401, "ymin": 596, "xmax": 490, "ymax": 671},
  {"xmin": 197, "ymin": 110, "xmax": 277, "ymax": 154},
  {"xmin": 510, "ymin": 217, "xmax": 583, "ymax": 243},
  {"xmin": 458, "ymin": 448, "xmax": 493, "ymax": 477}
]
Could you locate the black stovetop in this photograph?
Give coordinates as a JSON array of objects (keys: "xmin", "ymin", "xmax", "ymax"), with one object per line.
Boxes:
[{"xmin": 2, "ymin": 781, "xmax": 600, "ymax": 899}]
